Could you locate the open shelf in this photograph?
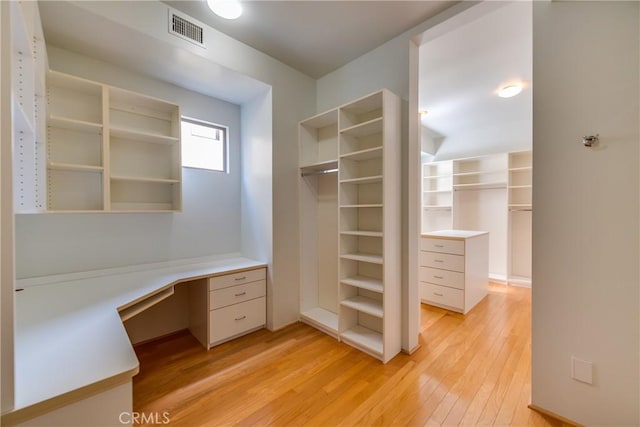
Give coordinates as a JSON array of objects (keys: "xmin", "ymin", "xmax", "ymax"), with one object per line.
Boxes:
[
  {"xmin": 453, "ymin": 182, "xmax": 507, "ymax": 190},
  {"xmin": 340, "ymin": 146, "xmax": 383, "ymax": 161},
  {"xmin": 340, "ymin": 296, "xmax": 383, "ymax": 318},
  {"xmin": 340, "ymin": 325, "xmax": 383, "ymax": 357},
  {"xmin": 299, "ymin": 109, "xmax": 339, "ymax": 167},
  {"xmin": 340, "ymin": 276, "xmax": 383, "ymax": 293},
  {"xmin": 340, "ymin": 253, "xmax": 383, "ymax": 264},
  {"xmin": 45, "ymin": 71, "xmax": 181, "ymax": 212},
  {"xmin": 340, "ymin": 230, "xmax": 383, "ymax": 237},
  {"xmin": 48, "ymin": 115, "xmax": 102, "ymax": 133},
  {"xmin": 340, "ymin": 118, "xmax": 383, "ymax": 138},
  {"xmin": 340, "ymin": 204, "xmax": 383, "ymax": 209},
  {"xmin": 300, "ymin": 159, "xmax": 339, "ymax": 176},
  {"xmin": 300, "ymin": 307, "xmax": 339, "ymax": 337},
  {"xmin": 48, "ymin": 162, "xmax": 103, "ymax": 173},
  {"xmin": 110, "ymin": 126, "xmax": 179, "ymax": 145},
  {"xmin": 339, "ymin": 175, "xmax": 383, "ymax": 185},
  {"xmin": 300, "ymin": 89, "xmax": 400, "ymax": 363}
]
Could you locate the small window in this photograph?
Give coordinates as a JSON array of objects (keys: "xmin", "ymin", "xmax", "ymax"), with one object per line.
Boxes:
[{"xmin": 181, "ymin": 117, "xmax": 228, "ymax": 172}]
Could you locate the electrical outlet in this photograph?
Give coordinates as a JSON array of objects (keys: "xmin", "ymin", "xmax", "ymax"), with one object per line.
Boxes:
[{"xmin": 571, "ymin": 356, "xmax": 593, "ymax": 384}]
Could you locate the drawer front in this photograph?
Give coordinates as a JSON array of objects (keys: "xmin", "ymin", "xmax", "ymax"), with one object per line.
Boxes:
[
  {"xmin": 420, "ymin": 251, "xmax": 465, "ymax": 272},
  {"xmin": 210, "ymin": 280, "xmax": 266, "ymax": 310},
  {"xmin": 419, "ymin": 267, "xmax": 465, "ymax": 290},
  {"xmin": 420, "ymin": 238, "xmax": 464, "ymax": 255},
  {"xmin": 209, "ymin": 268, "xmax": 266, "ymax": 291},
  {"xmin": 420, "ymin": 283, "xmax": 464, "ymax": 311},
  {"xmin": 209, "ymin": 297, "xmax": 266, "ymax": 345}
]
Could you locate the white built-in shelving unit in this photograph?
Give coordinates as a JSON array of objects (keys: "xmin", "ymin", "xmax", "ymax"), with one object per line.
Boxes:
[
  {"xmin": 422, "ymin": 160, "xmax": 453, "ymax": 232},
  {"xmin": 45, "ymin": 71, "xmax": 182, "ymax": 212},
  {"xmin": 422, "ymin": 151, "xmax": 532, "ymax": 286},
  {"xmin": 507, "ymin": 150, "xmax": 532, "ymax": 286},
  {"xmin": 11, "ymin": 0, "xmax": 46, "ymax": 214},
  {"xmin": 299, "ymin": 89, "xmax": 401, "ymax": 363}
]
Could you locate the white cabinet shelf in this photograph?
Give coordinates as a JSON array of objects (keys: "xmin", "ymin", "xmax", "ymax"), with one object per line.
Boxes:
[
  {"xmin": 340, "ymin": 276, "xmax": 383, "ymax": 294},
  {"xmin": 507, "ymin": 151, "xmax": 533, "ymax": 286},
  {"xmin": 340, "ymin": 252, "xmax": 383, "ymax": 264},
  {"xmin": 45, "ymin": 70, "xmax": 182, "ymax": 212},
  {"xmin": 340, "ymin": 230, "xmax": 383, "ymax": 237},
  {"xmin": 422, "ymin": 151, "xmax": 532, "ymax": 285},
  {"xmin": 300, "ymin": 89, "xmax": 401, "ymax": 363},
  {"xmin": 339, "ymin": 175, "xmax": 383, "ymax": 185},
  {"xmin": 340, "ymin": 296, "xmax": 383, "ymax": 318},
  {"xmin": 48, "ymin": 162, "xmax": 104, "ymax": 173},
  {"xmin": 340, "ymin": 118, "xmax": 383, "ymax": 138},
  {"xmin": 341, "ymin": 325, "xmax": 383, "ymax": 357},
  {"xmin": 422, "ymin": 161, "xmax": 453, "ymax": 232}
]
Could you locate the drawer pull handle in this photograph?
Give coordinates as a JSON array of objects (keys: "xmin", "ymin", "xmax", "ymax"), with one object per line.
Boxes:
[
  {"xmin": 435, "ymin": 244, "xmax": 444, "ymax": 248},
  {"xmin": 433, "ymin": 292, "xmax": 444, "ymax": 297},
  {"xmin": 235, "ymin": 292, "xmax": 247, "ymax": 297},
  {"xmin": 235, "ymin": 315, "xmax": 247, "ymax": 321},
  {"xmin": 433, "ymin": 275, "xmax": 444, "ymax": 280},
  {"xmin": 434, "ymin": 259, "xmax": 444, "ymax": 263},
  {"xmin": 234, "ymin": 276, "xmax": 247, "ymax": 281}
]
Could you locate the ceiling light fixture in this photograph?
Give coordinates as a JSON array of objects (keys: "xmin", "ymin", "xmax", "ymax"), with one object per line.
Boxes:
[
  {"xmin": 419, "ymin": 110, "xmax": 429, "ymax": 117},
  {"xmin": 207, "ymin": 0, "xmax": 243, "ymax": 20},
  {"xmin": 498, "ymin": 83, "xmax": 523, "ymax": 98}
]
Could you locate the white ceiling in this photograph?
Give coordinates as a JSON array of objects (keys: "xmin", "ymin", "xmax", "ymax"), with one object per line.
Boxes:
[
  {"xmin": 38, "ymin": 0, "xmax": 531, "ymax": 160},
  {"xmin": 164, "ymin": 1, "xmax": 458, "ymax": 79},
  {"xmin": 419, "ymin": 2, "xmax": 532, "ymax": 158}
]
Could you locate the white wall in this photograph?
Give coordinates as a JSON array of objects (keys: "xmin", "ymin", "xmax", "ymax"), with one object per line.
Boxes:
[
  {"xmin": 0, "ymin": 0, "xmax": 15, "ymax": 411},
  {"xmin": 241, "ymin": 89, "xmax": 274, "ymax": 327},
  {"xmin": 28, "ymin": 1, "xmax": 316, "ymax": 330},
  {"xmin": 317, "ymin": 2, "xmax": 474, "ymax": 352},
  {"xmin": 532, "ymin": 2, "xmax": 639, "ymax": 425},
  {"xmin": 60, "ymin": 0, "xmax": 316, "ymax": 330},
  {"xmin": 15, "ymin": 46, "xmax": 244, "ymax": 278}
]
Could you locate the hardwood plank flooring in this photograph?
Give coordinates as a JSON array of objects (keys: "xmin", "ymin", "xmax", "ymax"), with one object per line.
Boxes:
[{"xmin": 133, "ymin": 284, "xmax": 568, "ymax": 426}]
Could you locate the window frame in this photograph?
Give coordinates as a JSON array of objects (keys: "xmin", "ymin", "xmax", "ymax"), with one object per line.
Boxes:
[{"xmin": 180, "ymin": 116, "xmax": 229, "ymax": 173}]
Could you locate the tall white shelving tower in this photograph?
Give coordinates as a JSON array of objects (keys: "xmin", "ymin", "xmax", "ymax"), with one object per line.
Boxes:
[{"xmin": 299, "ymin": 89, "xmax": 401, "ymax": 363}]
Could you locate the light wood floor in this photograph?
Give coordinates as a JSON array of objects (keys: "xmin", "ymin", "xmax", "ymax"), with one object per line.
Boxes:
[{"xmin": 133, "ymin": 284, "xmax": 567, "ymax": 426}]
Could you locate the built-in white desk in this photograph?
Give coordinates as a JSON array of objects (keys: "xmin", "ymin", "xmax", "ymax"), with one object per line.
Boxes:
[{"xmin": 2, "ymin": 255, "xmax": 266, "ymax": 426}]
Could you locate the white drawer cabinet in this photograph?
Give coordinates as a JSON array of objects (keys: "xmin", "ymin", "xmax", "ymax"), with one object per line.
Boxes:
[
  {"xmin": 189, "ymin": 266, "xmax": 267, "ymax": 349},
  {"xmin": 420, "ymin": 230, "xmax": 489, "ymax": 314},
  {"xmin": 209, "ymin": 296, "xmax": 266, "ymax": 345},
  {"xmin": 208, "ymin": 268, "xmax": 266, "ymax": 346}
]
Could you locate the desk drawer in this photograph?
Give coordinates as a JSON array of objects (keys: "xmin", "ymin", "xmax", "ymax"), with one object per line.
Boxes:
[
  {"xmin": 209, "ymin": 296, "xmax": 266, "ymax": 345},
  {"xmin": 420, "ymin": 238, "xmax": 464, "ymax": 255},
  {"xmin": 209, "ymin": 268, "xmax": 266, "ymax": 291},
  {"xmin": 421, "ymin": 283, "xmax": 463, "ymax": 311},
  {"xmin": 419, "ymin": 267, "xmax": 464, "ymax": 290},
  {"xmin": 210, "ymin": 280, "xmax": 266, "ymax": 309},
  {"xmin": 420, "ymin": 251, "xmax": 464, "ymax": 272}
]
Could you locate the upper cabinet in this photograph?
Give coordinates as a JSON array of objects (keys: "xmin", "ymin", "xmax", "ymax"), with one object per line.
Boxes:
[{"xmin": 44, "ymin": 71, "xmax": 182, "ymax": 213}]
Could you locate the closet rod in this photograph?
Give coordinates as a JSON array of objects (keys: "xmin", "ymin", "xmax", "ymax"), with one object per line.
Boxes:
[
  {"xmin": 509, "ymin": 208, "xmax": 532, "ymax": 212},
  {"xmin": 301, "ymin": 168, "xmax": 338, "ymax": 177}
]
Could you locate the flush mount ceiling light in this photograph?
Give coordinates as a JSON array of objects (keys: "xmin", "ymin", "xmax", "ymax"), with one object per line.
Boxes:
[
  {"xmin": 498, "ymin": 83, "xmax": 523, "ymax": 98},
  {"xmin": 207, "ymin": 0, "xmax": 242, "ymax": 20}
]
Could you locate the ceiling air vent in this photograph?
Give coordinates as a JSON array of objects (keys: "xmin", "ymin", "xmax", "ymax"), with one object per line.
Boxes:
[{"xmin": 168, "ymin": 9, "xmax": 206, "ymax": 48}]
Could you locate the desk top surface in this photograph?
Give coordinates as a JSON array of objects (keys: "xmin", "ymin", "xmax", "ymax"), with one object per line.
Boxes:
[{"xmin": 10, "ymin": 255, "xmax": 266, "ymax": 418}]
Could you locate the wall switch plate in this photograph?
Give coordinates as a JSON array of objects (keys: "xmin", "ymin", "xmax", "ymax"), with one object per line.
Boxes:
[{"xmin": 571, "ymin": 356, "xmax": 593, "ymax": 384}]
